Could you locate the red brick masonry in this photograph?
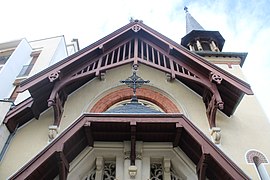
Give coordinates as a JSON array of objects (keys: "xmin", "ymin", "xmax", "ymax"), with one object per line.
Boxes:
[{"xmin": 90, "ymin": 87, "xmax": 180, "ymax": 113}]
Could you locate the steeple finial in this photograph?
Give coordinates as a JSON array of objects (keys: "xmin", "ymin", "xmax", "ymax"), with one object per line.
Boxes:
[
  {"xmin": 185, "ymin": 8, "xmax": 204, "ymax": 34},
  {"xmin": 184, "ymin": 6, "xmax": 188, "ymax": 13}
]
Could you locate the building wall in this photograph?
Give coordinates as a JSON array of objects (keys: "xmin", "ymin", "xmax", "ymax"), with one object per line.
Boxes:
[
  {"xmin": 14, "ymin": 36, "xmax": 69, "ymax": 104},
  {"xmin": 1, "ymin": 64, "xmax": 269, "ymax": 179},
  {"xmin": 0, "ymin": 39, "xmax": 32, "ymax": 99}
]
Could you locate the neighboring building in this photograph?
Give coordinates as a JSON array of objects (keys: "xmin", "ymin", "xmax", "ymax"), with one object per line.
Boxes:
[
  {"xmin": 0, "ymin": 10, "xmax": 269, "ymax": 180},
  {"xmin": 0, "ymin": 36, "xmax": 79, "ymax": 178}
]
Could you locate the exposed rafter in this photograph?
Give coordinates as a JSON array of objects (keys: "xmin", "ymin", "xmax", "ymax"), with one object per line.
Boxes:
[{"xmin": 9, "ymin": 113, "xmax": 250, "ymax": 180}]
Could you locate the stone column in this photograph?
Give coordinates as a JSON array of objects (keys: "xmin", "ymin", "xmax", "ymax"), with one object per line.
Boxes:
[
  {"xmin": 211, "ymin": 41, "xmax": 219, "ymax": 52},
  {"xmin": 196, "ymin": 40, "xmax": 203, "ymax": 51},
  {"xmin": 115, "ymin": 156, "xmax": 124, "ymax": 180},
  {"xmin": 95, "ymin": 157, "xmax": 104, "ymax": 180},
  {"xmin": 163, "ymin": 158, "xmax": 171, "ymax": 180}
]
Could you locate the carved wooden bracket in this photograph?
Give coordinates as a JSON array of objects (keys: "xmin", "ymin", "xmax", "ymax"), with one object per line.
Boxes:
[
  {"xmin": 203, "ymin": 89, "xmax": 224, "ymax": 128},
  {"xmin": 210, "ymin": 72, "xmax": 222, "ymax": 84},
  {"xmin": 48, "ymin": 90, "xmax": 67, "ymax": 126},
  {"xmin": 48, "ymin": 70, "xmax": 61, "ymax": 82},
  {"xmin": 132, "ymin": 24, "xmax": 141, "ymax": 32}
]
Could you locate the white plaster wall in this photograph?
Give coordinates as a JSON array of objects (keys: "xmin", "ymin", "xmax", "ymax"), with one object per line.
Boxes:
[{"xmin": 0, "ymin": 39, "xmax": 32, "ymax": 99}]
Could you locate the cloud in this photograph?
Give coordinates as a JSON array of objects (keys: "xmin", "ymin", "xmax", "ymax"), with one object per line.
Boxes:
[{"xmin": 1, "ymin": 0, "xmax": 270, "ymax": 120}]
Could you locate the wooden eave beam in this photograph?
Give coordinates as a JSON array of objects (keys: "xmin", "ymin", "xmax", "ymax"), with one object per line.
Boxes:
[
  {"xmin": 9, "ymin": 113, "xmax": 249, "ymax": 180},
  {"xmin": 84, "ymin": 122, "xmax": 94, "ymax": 147},
  {"xmin": 138, "ymin": 22, "xmax": 252, "ymax": 95},
  {"xmin": 18, "ymin": 23, "xmax": 137, "ymax": 93}
]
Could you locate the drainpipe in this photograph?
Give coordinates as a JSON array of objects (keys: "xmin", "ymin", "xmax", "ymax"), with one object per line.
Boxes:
[{"xmin": 0, "ymin": 125, "xmax": 18, "ymax": 162}]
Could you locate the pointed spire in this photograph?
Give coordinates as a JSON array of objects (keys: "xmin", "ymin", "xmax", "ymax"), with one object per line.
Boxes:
[{"xmin": 184, "ymin": 7, "xmax": 204, "ymax": 34}]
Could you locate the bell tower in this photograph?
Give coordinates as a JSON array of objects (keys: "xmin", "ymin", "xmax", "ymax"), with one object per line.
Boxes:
[{"xmin": 181, "ymin": 7, "xmax": 225, "ymax": 52}]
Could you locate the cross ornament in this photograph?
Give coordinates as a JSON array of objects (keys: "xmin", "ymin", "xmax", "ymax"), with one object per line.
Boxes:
[{"xmin": 120, "ymin": 71, "xmax": 150, "ymax": 96}]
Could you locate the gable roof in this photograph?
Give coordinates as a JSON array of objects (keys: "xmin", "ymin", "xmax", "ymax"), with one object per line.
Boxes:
[
  {"xmin": 4, "ymin": 20, "xmax": 253, "ymax": 132},
  {"xmin": 9, "ymin": 113, "xmax": 250, "ymax": 179}
]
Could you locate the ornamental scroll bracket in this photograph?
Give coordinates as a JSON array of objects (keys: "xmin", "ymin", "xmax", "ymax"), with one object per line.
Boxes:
[
  {"xmin": 203, "ymin": 88, "xmax": 224, "ymax": 129},
  {"xmin": 47, "ymin": 89, "xmax": 67, "ymax": 128}
]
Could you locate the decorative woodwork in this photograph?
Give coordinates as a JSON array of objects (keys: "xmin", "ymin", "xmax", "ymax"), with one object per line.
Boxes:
[
  {"xmin": 47, "ymin": 89, "xmax": 67, "ymax": 126},
  {"xmin": 9, "ymin": 114, "xmax": 250, "ymax": 180},
  {"xmin": 48, "ymin": 70, "xmax": 61, "ymax": 82},
  {"xmin": 196, "ymin": 153, "xmax": 210, "ymax": 180},
  {"xmin": 7, "ymin": 21, "xmax": 253, "ymax": 134},
  {"xmin": 203, "ymin": 88, "xmax": 224, "ymax": 128},
  {"xmin": 46, "ymin": 37, "xmax": 224, "ymax": 129}
]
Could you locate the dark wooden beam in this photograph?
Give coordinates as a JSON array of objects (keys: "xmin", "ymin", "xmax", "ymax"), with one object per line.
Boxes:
[
  {"xmin": 56, "ymin": 151, "xmax": 69, "ymax": 180},
  {"xmin": 196, "ymin": 153, "xmax": 210, "ymax": 180},
  {"xmin": 173, "ymin": 126, "xmax": 182, "ymax": 147},
  {"xmin": 84, "ymin": 122, "xmax": 94, "ymax": 146},
  {"xmin": 130, "ymin": 125, "xmax": 136, "ymax": 165}
]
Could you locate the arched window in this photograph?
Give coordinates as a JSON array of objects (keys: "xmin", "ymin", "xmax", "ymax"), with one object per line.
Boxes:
[{"xmin": 246, "ymin": 150, "xmax": 270, "ymax": 180}]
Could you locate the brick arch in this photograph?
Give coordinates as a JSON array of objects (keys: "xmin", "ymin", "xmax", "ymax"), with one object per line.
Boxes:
[{"xmin": 90, "ymin": 87, "xmax": 180, "ymax": 113}]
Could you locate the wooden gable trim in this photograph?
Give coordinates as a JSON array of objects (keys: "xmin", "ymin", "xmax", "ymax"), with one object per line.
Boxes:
[
  {"xmin": 17, "ymin": 22, "xmax": 137, "ymax": 93},
  {"xmin": 46, "ymin": 36, "xmax": 223, "ymax": 129},
  {"xmin": 18, "ymin": 21, "xmax": 252, "ymax": 95},
  {"xmin": 4, "ymin": 21, "xmax": 253, "ymax": 132},
  {"xmin": 9, "ymin": 114, "xmax": 250, "ymax": 180},
  {"xmin": 137, "ymin": 22, "xmax": 252, "ymax": 95}
]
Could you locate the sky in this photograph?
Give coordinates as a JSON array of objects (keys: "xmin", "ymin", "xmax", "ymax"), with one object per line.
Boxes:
[{"xmin": 1, "ymin": 0, "xmax": 270, "ymax": 120}]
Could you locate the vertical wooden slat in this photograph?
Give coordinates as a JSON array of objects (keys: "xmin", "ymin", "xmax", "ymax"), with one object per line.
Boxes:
[
  {"xmin": 117, "ymin": 47, "xmax": 121, "ymax": 62},
  {"xmin": 157, "ymin": 52, "xmax": 161, "ymax": 65},
  {"xmin": 141, "ymin": 40, "xmax": 144, "ymax": 59},
  {"xmin": 181, "ymin": 67, "xmax": 185, "ymax": 74},
  {"xmin": 146, "ymin": 43, "xmax": 149, "ymax": 62},
  {"xmin": 176, "ymin": 63, "xmax": 179, "ymax": 72},
  {"xmin": 163, "ymin": 55, "xmax": 166, "ymax": 68},
  {"xmin": 105, "ymin": 54, "xmax": 109, "ymax": 66},
  {"xmin": 95, "ymin": 57, "xmax": 103, "ymax": 76},
  {"xmin": 134, "ymin": 38, "xmax": 138, "ymax": 65},
  {"xmin": 152, "ymin": 47, "xmax": 155, "ymax": 64},
  {"xmin": 128, "ymin": 40, "xmax": 132, "ymax": 59},
  {"xmin": 123, "ymin": 44, "xmax": 126, "ymax": 60},
  {"xmin": 169, "ymin": 59, "xmax": 175, "ymax": 79},
  {"xmin": 111, "ymin": 50, "xmax": 115, "ymax": 64}
]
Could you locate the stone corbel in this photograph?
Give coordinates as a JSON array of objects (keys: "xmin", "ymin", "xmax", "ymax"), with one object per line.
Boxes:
[
  {"xmin": 95, "ymin": 157, "xmax": 104, "ymax": 180},
  {"xmin": 163, "ymin": 158, "xmax": 171, "ymax": 179},
  {"xmin": 210, "ymin": 127, "xmax": 221, "ymax": 144},
  {"xmin": 48, "ymin": 125, "xmax": 59, "ymax": 141}
]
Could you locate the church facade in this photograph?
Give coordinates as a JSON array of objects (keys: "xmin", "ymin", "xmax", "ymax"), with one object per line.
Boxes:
[{"xmin": 0, "ymin": 11, "xmax": 270, "ymax": 180}]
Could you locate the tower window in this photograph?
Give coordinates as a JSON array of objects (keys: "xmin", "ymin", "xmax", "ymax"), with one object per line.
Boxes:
[{"xmin": 201, "ymin": 42, "xmax": 211, "ymax": 51}]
